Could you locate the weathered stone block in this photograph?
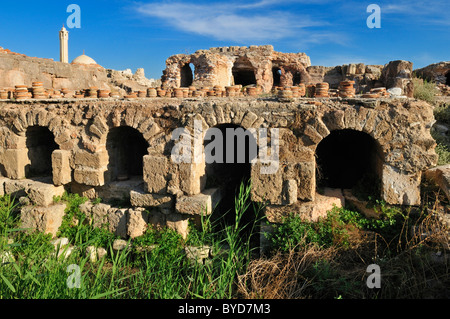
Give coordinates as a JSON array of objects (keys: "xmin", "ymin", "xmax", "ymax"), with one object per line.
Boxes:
[
  {"xmin": 127, "ymin": 208, "xmax": 149, "ymax": 239},
  {"xmin": 70, "ymin": 182, "xmax": 97, "ymax": 199},
  {"xmin": 90, "ymin": 203, "xmax": 111, "ymax": 228},
  {"xmin": 74, "ymin": 150, "xmax": 108, "ymax": 169},
  {"xmin": 381, "ymin": 165, "xmax": 421, "ymax": 206},
  {"xmin": 26, "ymin": 181, "xmax": 65, "ymax": 207},
  {"xmin": 265, "ymin": 188, "xmax": 344, "ymax": 223},
  {"xmin": 143, "ymin": 155, "xmax": 168, "ymax": 194},
  {"xmin": 108, "ymin": 208, "xmax": 128, "ymax": 238},
  {"xmin": 52, "ymin": 150, "xmax": 72, "ymax": 186},
  {"xmin": 283, "ymin": 179, "xmax": 297, "ymax": 205},
  {"xmin": 2, "ymin": 148, "xmax": 29, "ymax": 179},
  {"xmin": 251, "ymin": 162, "xmax": 284, "ymax": 204},
  {"xmin": 20, "ymin": 203, "xmax": 67, "ymax": 238},
  {"xmin": 424, "ymin": 164, "xmax": 450, "ymax": 202},
  {"xmin": 0, "ymin": 177, "xmax": 8, "ymax": 196},
  {"xmin": 130, "ymin": 189, "xmax": 173, "ymax": 208},
  {"xmin": 175, "ymin": 188, "xmax": 222, "ymax": 216},
  {"xmin": 74, "ymin": 167, "xmax": 106, "ymax": 187},
  {"xmin": 166, "ymin": 213, "xmax": 190, "ymax": 240},
  {"xmin": 179, "ymin": 161, "xmax": 207, "ymax": 196},
  {"xmin": 4, "ymin": 178, "xmax": 34, "ymax": 198}
]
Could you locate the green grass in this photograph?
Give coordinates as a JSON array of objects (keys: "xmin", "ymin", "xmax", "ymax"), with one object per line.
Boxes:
[
  {"xmin": 0, "ymin": 180, "xmax": 448, "ymax": 299},
  {"xmin": 266, "ymin": 202, "xmax": 409, "ymax": 253},
  {"xmin": 0, "ymin": 181, "xmax": 264, "ymax": 299},
  {"xmin": 413, "ymin": 77, "xmax": 438, "ymax": 104}
]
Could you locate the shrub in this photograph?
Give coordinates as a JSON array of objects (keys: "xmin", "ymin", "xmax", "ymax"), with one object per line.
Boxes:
[{"xmin": 412, "ymin": 77, "xmax": 438, "ymax": 104}]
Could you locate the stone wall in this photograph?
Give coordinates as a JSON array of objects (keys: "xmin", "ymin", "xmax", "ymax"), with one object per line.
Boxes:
[
  {"xmin": 162, "ymin": 45, "xmax": 311, "ymax": 93},
  {"xmin": 0, "ymin": 96, "xmax": 437, "ymax": 239},
  {"xmin": 0, "ymin": 49, "xmax": 158, "ymax": 95},
  {"xmin": 161, "ymin": 46, "xmax": 415, "ymax": 97}
]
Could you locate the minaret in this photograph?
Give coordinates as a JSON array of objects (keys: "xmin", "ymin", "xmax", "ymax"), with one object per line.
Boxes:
[{"xmin": 59, "ymin": 25, "xmax": 69, "ymax": 63}]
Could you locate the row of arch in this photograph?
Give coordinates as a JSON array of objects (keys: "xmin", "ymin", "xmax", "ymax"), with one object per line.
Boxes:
[
  {"xmin": 24, "ymin": 124, "xmax": 383, "ymax": 198},
  {"xmin": 21, "ymin": 126, "xmax": 149, "ymax": 181},
  {"xmin": 179, "ymin": 62, "xmax": 304, "ymax": 88}
]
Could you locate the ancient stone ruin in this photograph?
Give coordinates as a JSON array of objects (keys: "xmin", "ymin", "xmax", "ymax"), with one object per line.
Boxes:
[{"xmin": 0, "ymin": 44, "xmax": 445, "ymax": 243}]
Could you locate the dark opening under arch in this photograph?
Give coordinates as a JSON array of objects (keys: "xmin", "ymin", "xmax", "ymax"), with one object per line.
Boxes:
[
  {"xmin": 272, "ymin": 67, "xmax": 282, "ymax": 87},
  {"xmin": 232, "ymin": 57, "xmax": 256, "ymax": 87},
  {"xmin": 315, "ymin": 129, "xmax": 383, "ymax": 197},
  {"xmin": 204, "ymin": 123, "xmax": 259, "ymax": 233},
  {"xmin": 25, "ymin": 126, "xmax": 58, "ymax": 178},
  {"xmin": 106, "ymin": 126, "xmax": 149, "ymax": 181},
  {"xmin": 180, "ymin": 63, "xmax": 194, "ymax": 88},
  {"xmin": 446, "ymin": 71, "xmax": 450, "ymax": 86},
  {"xmin": 293, "ymin": 71, "xmax": 302, "ymax": 86}
]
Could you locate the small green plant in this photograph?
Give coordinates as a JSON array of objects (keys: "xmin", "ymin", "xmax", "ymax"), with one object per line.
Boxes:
[
  {"xmin": 412, "ymin": 78, "xmax": 438, "ymax": 104},
  {"xmin": 57, "ymin": 193, "xmax": 117, "ymax": 248}
]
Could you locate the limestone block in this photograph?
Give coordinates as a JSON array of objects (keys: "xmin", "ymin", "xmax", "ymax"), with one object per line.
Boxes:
[
  {"xmin": 2, "ymin": 148, "xmax": 29, "ymax": 179},
  {"xmin": 0, "ymin": 177, "xmax": 9, "ymax": 196},
  {"xmin": 175, "ymin": 188, "xmax": 222, "ymax": 216},
  {"xmin": 108, "ymin": 208, "xmax": 128, "ymax": 238},
  {"xmin": 127, "ymin": 208, "xmax": 149, "ymax": 239},
  {"xmin": 20, "ymin": 203, "xmax": 67, "ymax": 238},
  {"xmin": 381, "ymin": 165, "xmax": 421, "ymax": 206},
  {"xmin": 147, "ymin": 208, "xmax": 166, "ymax": 231},
  {"xmin": 166, "ymin": 213, "xmax": 190, "ymax": 240},
  {"xmin": 90, "ymin": 203, "xmax": 111, "ymax": 228},
  {"xmin": 70, "ymin": 182, "xmax": 97, "ymax": 199},
  {"xmin": 74, "ymin": 150, "xmax": 108, "ymax": 169},
  {"xmin": 283, "ymin": 180, "xmax": 298, "ymax": 205},
  {"xmin": 26, "ymin": 181, "xmax": 66, "ymax": 207},
  {"xmin": 240, "ymin": 111, "xmax": 258, "ymax": 129},
  {"xmin": 86, "ymin": 246, "xmax": 107, "ymax": 263},
  {"xmin": 4, "ymin": 179, "xmax": 34, "ymax": 198},
  {"xmin": 423, "ymin": 164, "xmax": 450, "ymax": 202},
  {"xmin": 74, "ymin": 167, "xmax": 106, "ymax": 187},
  {"xmin": 143, "ymin": 155, "xmax": 168, "ymax": 194},
  {"xmin": 179, "ymin": 161, "xmax": 207, "ymax": 196},
  {"xmin": 251, "ymin": 162, "xmax": 284, "ymax": 204},
  {"xmin": 79, "ymin": 201, "xmax": 94, "ymax": 217},
  {"xmin": 130, "ymin": 189, "xmax": 173, "ymax": 208},
  {"xmin": 52, "ymin": 150, "xmax": 72, "ymax": 186},
  {"xmin": 265, "ymin": 189, "xmax": 344, "ymax": 223}
]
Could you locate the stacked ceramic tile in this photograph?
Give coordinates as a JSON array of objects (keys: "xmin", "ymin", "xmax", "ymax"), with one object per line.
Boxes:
[
  {"xmin": 338, "ymin": 81, "xmax": 356, "ymax": 98},
  {"xmin": 315, "ymin": 82, "xmax": 329, "ymax": 98},
  {"xmin": 14, "ymin": 85, "xmax": 29, "ymax": 100}
]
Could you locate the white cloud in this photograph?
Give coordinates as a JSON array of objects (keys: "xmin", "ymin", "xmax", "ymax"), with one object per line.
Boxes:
[{"xmin": 135, "ymin": 1, "xmax": 333, "ymax": 43}]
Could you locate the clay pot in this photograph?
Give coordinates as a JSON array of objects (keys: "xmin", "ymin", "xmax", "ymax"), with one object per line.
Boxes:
[
  {"xmin": 147, "ymin": 88, "xmax": 157, "ymax": 98},
  {"xmin": 157, "ymin": 89, "xmax": 166, "ymax": 97}
]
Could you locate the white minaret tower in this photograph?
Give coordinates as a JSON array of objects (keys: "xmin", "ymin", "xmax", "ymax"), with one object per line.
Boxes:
[{"xmin": 59, "ymin": 25, "xmax": 69, "ymax": 63}]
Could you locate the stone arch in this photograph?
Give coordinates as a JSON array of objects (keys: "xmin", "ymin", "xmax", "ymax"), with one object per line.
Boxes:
[
  {"xmin": 106, "ymin": 126, "xmax": 149, "ymax": 182},
  {"xmin": 232, "ymin": 56, "xmax": 257, "ymax": 87},
  {"xmin": 315, "ymin": 129, "xmax": 384, "ymax": 197}
]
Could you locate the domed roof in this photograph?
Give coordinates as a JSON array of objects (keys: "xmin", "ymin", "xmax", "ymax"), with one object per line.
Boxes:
[{"xmin": 71, "ymin": 54, "xmax": 98, "ymax": 65}]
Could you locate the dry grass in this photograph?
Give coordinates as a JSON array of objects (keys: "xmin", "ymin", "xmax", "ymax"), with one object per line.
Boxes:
[{"xmin": 237, "ymin": 188, "xmax": 450, "ymax": 299}]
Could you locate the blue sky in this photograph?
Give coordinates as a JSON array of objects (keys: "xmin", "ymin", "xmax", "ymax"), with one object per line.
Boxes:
[{"xmin": 0, "ymin": 0, "xmax": 449, "ymax": 79}]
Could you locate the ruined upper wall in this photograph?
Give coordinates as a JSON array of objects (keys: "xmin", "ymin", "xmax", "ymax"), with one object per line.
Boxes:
[
  {"xmin": 161, "ymin": 45, "xmax": 415, "ymax": 97},
  {"xmin": 162, "ymin": 45, "xmax": 311, "ymax": 93}
]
